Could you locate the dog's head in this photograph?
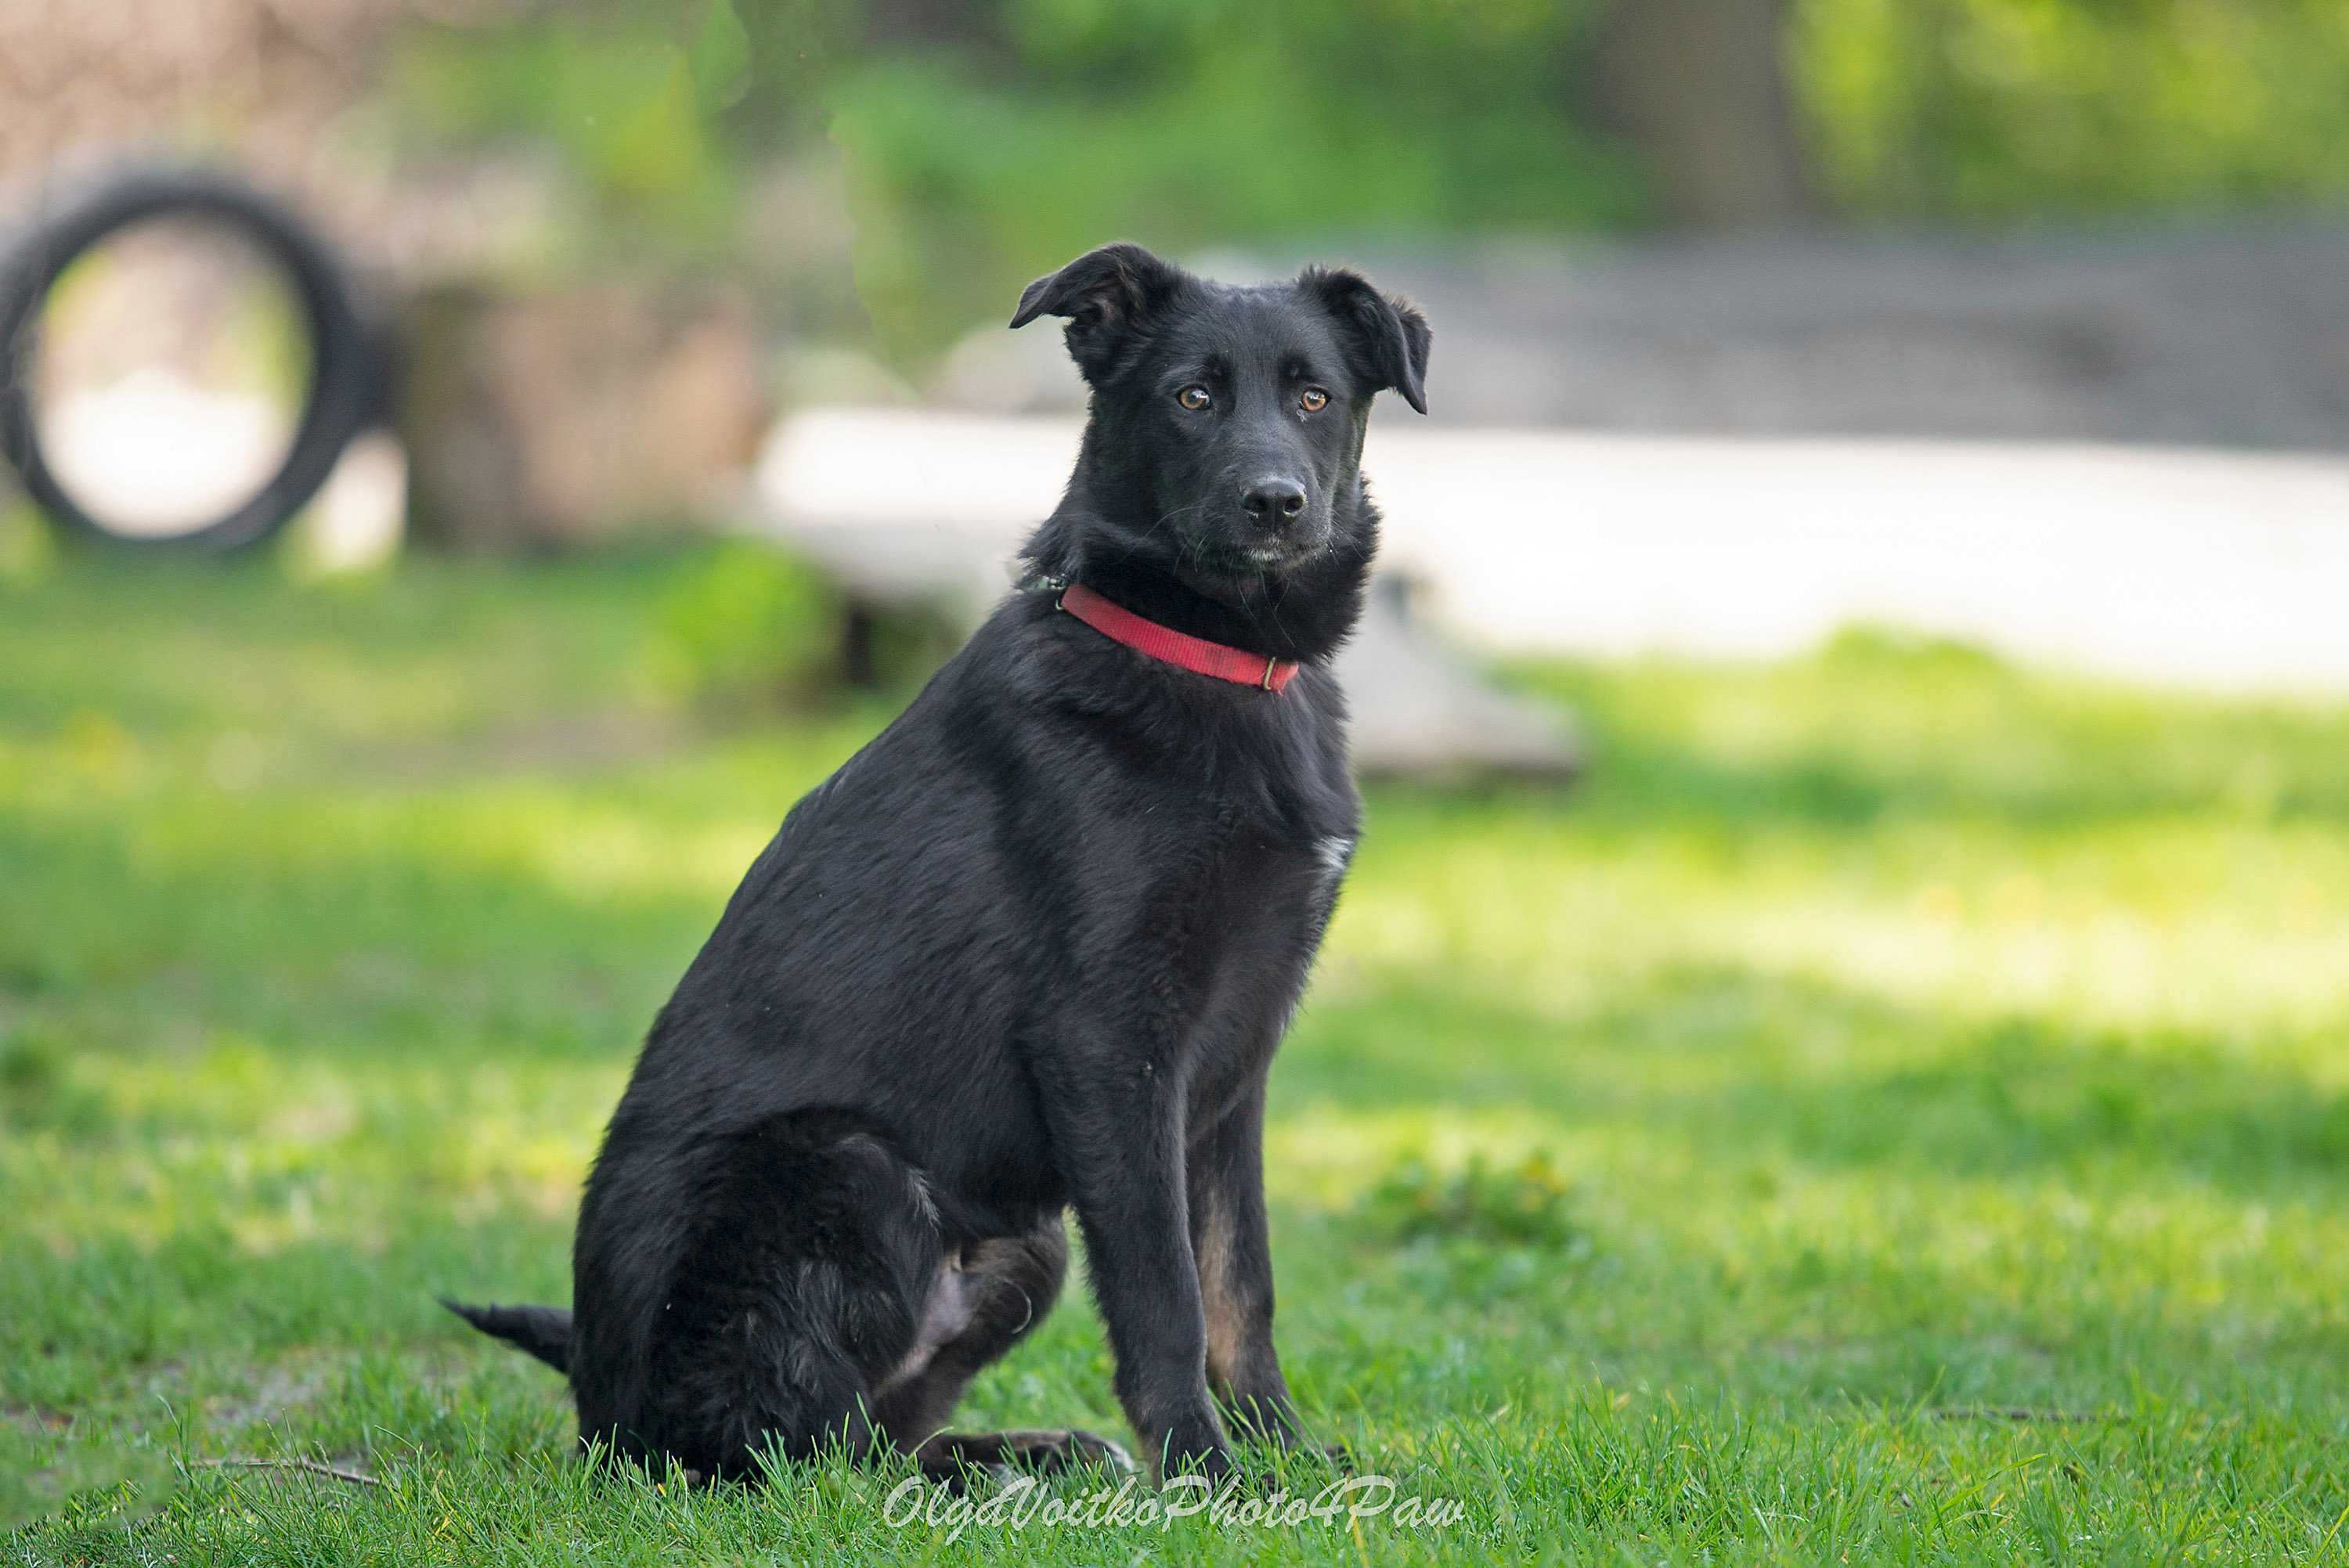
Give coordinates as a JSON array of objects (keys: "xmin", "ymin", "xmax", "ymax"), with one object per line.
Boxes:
[{"xmin": 1011, "ymin": 243, "xmax": 1428, "ymax": 588}]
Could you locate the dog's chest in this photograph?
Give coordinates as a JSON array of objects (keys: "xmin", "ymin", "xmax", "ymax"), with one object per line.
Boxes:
[
  {"xmin": 1211, "ymin": 798, "xmax": 1353, "ymax": 923},
  {"xmin": 1308, "ymin": 831, "xmax": 1356, "ymax": 907},
  {"xmin": 1185, "ymin": 821, "xmax": 1353, "ymax": 1003}
]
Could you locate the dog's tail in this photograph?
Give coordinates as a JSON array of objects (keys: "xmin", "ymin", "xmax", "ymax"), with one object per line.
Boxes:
[{"xmin": 441, "ymin": 1298, "xmax": 572, "ymax": 1375}]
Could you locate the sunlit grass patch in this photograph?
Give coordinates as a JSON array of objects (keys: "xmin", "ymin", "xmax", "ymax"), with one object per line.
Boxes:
[{"xmin": 5, "ymin": 555, "xmax": 2349, "ymax": 1560}]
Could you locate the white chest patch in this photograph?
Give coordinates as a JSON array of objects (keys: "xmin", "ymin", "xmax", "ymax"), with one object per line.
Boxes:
[{"xmin": 1313, "ymin": 834, "xmax": 1357, "ymax": 896}]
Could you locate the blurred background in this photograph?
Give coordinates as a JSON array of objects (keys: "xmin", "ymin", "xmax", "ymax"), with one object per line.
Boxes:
[
  {"xmin": 7, "ymin": 2, "xmax": 2349, "ymax": 1555},
  {"xmin": 6, "ymin": 0, "xmax": 2349, "ymax": 694}
]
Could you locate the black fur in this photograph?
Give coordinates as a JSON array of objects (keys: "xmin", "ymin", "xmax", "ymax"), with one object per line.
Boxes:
[
  {"xmin": 440, "ymin": 1299, "xmax": 571, "ymax": 1373},
  {"xmin": 447, "ymin": 243, "xmax": 1431, "ymax": 1484}
]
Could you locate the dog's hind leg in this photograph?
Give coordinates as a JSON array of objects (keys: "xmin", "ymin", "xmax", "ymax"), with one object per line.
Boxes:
[
  {"xmin": 579, "ymin": 1112, "xmax": 946, "ymax": 1482},
  {"xmin": 868, "ymin": 1215, "xmax": 1134, "ymax": 1483}
]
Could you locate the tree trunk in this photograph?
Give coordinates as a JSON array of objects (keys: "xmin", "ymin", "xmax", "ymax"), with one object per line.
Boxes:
[
  {"xmin": 396, "ymin": 281, "xmax": 771, "ymax": 551},
  {"xmin": 1591, "ymin": 0, "xmax": 1820, "ymax": 229}
]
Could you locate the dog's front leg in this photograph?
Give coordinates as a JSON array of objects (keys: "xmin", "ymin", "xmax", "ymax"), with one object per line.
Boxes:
[
  {"xmin": 1189, "ymin": 1082, "xmax": 1322, "ymax": 1454},
  {"xmin": 1040, "ymin": 1053, "xmax": 1231, "ymax": 1480}
]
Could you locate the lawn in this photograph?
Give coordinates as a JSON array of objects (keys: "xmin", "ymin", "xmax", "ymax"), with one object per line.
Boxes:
[{"xmin": 5, "ymin": 550, "xmax": 2349, "ymax": 1565}]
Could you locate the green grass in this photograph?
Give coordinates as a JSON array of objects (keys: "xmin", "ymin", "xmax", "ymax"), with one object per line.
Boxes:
[{"xmin": 5, "ymin": 555, "xmax": 2349, "ymax": 1565}]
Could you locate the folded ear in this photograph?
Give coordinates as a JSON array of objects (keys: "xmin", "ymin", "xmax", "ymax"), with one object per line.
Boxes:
[
  {"xmin": 1009, "ymin": 243, "xmax": 1190, "ymax": 379},
  {"xmin": 1302, "ymin": 267, "xmax": 1431, "ymax": 415}
]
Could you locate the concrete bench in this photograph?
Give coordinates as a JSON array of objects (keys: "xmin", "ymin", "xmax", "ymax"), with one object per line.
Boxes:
[{"xmin": 752, "ymin": 409, "xmax": 1582, "ymax": 781}]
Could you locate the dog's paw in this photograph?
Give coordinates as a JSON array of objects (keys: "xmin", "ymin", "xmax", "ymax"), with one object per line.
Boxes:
[
  {"xmin": 926, "ymin": 1428, "xmax": 1135, "ymax": 1489},
  {"xmin": 1156, "ymin": 1440, "xmax": 1236, "ymax": 1486},
  {"xmin": 1064, "ymin": 1429, "xmax": 1136, "ymax": 1475}
]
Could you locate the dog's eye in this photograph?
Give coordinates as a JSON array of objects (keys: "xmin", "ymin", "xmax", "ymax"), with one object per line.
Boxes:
[
  {"xmin": 1299, "ymin": 387, "xmax": 1330, "ymax": 413},
  {"xmin": 1176, "ymin": 385, "xmax": 1212, "ymax": 412}
]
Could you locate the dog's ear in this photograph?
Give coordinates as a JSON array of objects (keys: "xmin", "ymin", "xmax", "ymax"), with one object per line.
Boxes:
[
  {"xmin": 1009, "ymin": 243, "xmax": 1189, "ymax": 377},
  {"xmin": 1302, "ymin": 267, "xmax": 1431, "ymax": 415}
]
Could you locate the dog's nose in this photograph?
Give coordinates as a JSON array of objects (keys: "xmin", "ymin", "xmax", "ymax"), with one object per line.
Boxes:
[{"xmin": 1241, "ymin": 478, "xmax": 1308, "ymax": 525}]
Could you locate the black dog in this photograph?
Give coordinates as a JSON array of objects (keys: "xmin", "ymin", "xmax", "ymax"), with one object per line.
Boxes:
[{"xmin": 449, "ymin": 243, "xmax": 1429, "ymax": 1486}]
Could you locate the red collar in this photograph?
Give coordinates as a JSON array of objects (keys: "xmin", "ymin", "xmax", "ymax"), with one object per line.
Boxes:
[{"xmin": 1056, "ymin": 581, "xmax": 1301, "ymax": 693}]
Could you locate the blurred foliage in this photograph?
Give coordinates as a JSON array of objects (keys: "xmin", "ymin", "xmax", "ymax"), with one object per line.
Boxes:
[
  {"xmin": 0, "ymin": 490, "xmax": 53, "ymax": 583},
  {"xmin": 825, "ymin": 0, "xmax": 1641, "ymax": 359},
  {"xmin": 648, "ymin": 539, "xmax": 843, "ymax": 708},
  {"xmin": 388, "ymin": 5, "xmax": 750, "ymax": 261},
  {"xmin": 646, "ymin": 539, "xmax": 965, "ymax": 706},
  {"xmin": 1797, "ymin": 0, "xmax": 2349, "ymax": 219},
  {"xmin": 387, "ymin": 0, "xmax": 1636, "ymax": 354},
  {"xmin": 383, "ymin": 0, "xmax": 2349, "ymax": 357},
  {"xmin": 1358, "ymin": 1149, "xmax": 1586, "ymax": 1249}
]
